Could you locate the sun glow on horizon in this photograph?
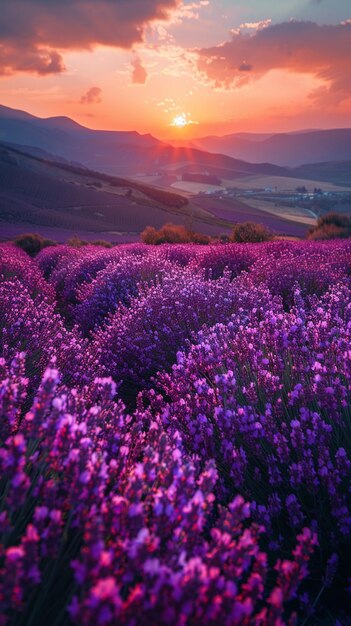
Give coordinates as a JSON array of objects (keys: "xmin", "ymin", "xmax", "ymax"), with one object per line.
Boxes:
[
  {"xmin": 170, "ymin": 113, "xmax": 199, "ymax": 129},
  {"xmin": 171, "ymin": 114, "xmax": 187, "ymax": 128}
]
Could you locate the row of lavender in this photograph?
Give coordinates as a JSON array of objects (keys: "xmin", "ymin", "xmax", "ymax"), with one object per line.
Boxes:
[{"xmin": 1, "ymin": 240, "xmax": 351, "ymax": 624}]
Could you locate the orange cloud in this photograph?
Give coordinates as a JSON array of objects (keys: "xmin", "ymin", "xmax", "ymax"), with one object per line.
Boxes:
[
  {"xmin": 0, "ymin": 46, "xmax": 65, "ymax": 76},
  {"xmin": 197, "ymin": 20, "xmax": 351, "ymax": 104},
  {"xmin": 0, "ymin": 0, "xmax": 181, "ymax": 75}
]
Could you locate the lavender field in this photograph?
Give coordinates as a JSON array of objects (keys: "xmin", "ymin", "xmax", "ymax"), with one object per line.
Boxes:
[{"xmin": 1, "ymin": 240, "xmax": 351, "ymax": 625}]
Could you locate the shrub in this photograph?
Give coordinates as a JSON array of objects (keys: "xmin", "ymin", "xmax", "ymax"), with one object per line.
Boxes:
[
  {"xmin": 308, "ymin": 224, "xmax": 351, "ymax": 240},
  {"xmin": 187, "ymin": 230, "xmax": 211, "ymax": 244},
  {"xmin": 14, "ymin": 233, "xmax": 56, "ymax": 257},
  {"xmin": 92, "ymin": 267, "xmax": 272, "ymax": 400},
  {"xmin": 140, "ymin": 226, "xmax": 159, "ymax": 244},
  {"xmin": 74, "ymin": 250, "xmax": 175, "ymax": 334},
  {"xmin": 189, "ymin": 243, "xmax": 259, "ymax": 279},
  {"xmin": 141, "ymin": 223, "xmax": 211, "ymax": 245},
  {"xmin": 43, "ymin": 238, "xmax": 56, "ymax": 248},
  {"xmin": 308, "ymin": 213, "xmax": 351, "ymax": 240},
  {"xmin": 317, "ymin": 212, "xmax": 351, "ymax": 229},
  {"xmin": 218, "ymin": 234, "xmax": 230, "ymax": 243},
  {"xmin": 230, "ymin": 221, "xmax": 272, "ymax": 243}
]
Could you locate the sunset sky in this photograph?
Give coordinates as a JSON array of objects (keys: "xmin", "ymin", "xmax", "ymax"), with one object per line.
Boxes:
[{"xmin": 1, "ymin": 0, "xmax": 351, "ymax": 138}]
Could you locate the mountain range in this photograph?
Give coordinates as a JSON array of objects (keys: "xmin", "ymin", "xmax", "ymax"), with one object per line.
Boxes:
[
  {"xmin": 0, "ymin": 105, "xmax": 161, "ymax": 175},
  {"xmin": 1, "ymin": 105, "xmax": 351, "ymax": 179},
  {"xmin": 0, "ymin": 104, "xmax": 267, "ymax": 177},
  {"xmin": 190, "ymin": 129, "xmax": 351, "ymax": 167}
]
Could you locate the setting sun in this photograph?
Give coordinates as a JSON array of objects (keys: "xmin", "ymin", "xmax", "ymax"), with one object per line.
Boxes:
[
  {"xmin": 170, "ymin": 114, "xmax": 188, "ymax": 128},
  {"xmin": 170, "ymin": 113, "xmax": 199, "ymax": 129}
]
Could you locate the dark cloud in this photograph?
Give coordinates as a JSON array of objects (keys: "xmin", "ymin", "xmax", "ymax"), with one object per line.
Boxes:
[
  {"xmin": 80, "ymin": 86, "xmax": 102, "ymax": 104},
  {"xmin": 0, "ymin": 45, "xmax": 65, "ymax": 75},
  {"xmin": 197, "ymin": 20, "xmax": 351, "ymax": 104},
  {"xmin": 0, "ymin": 0, "xmax": 180, "ymax": 75},
  {"xmin": 131, "ymin": 54, "xmax": 147, "ymax": 84}
]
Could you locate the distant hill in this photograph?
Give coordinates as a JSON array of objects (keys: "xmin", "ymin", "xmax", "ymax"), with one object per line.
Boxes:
[
  {"xmin": 191, "ymin": 129, "xmax": 351, "ymax": 167},
  {"xmin": 2, "ymin": 104, "xmax": 351, "ymax": 175},
  {"xmin": 0, "ymin": 104, "xmax": 290, "ymax": 178},
  {"xmin": 0, "ymin": 105, "xmax": 161, "ymax": 175}
]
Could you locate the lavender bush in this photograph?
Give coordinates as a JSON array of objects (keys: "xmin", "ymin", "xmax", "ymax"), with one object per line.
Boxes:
[{"xmin": 74, "ymin": 249, "xmax": 176, "ymax": 335}]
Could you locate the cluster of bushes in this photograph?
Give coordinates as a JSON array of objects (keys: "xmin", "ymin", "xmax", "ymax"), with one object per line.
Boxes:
[
  {"xmin": 228, "ymin": 213, "xmax": 351, "ymax": 244},
  {"xmin": 141, "ymin": 221, "xmax": 274, "ymax": 245},
  {"xmin": 14, "ymin": 233, "xmax": 113, "ymax": 256},
  {"xmin": 12, "ymin": 213, "xmax": 351, "ymax": 256},
  {"xmin": 141, "ymin": 214, "xmax": 351, "ymax": 245},
  {"xmin": 14, "ymin": 223, "xmax": 273, "ymax": 252},
  {"xmin": 308, "ymin": 212, "xmax": 351, "ymax": 240},
  {"xmin": 141, "ymin": 223, "xmax": 211, "ymax": 244}
]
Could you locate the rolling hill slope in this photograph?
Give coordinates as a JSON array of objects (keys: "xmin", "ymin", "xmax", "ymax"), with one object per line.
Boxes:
[{"xmin": 0, "ymin": 142, "xmax": 227, "ymax": 241}]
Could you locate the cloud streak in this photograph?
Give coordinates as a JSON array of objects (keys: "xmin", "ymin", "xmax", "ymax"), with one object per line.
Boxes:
[
  {"xmin": 0, "ymin": 0, "xmax": 180, "ymax": 75},
  {"xmin": 197, "ymin": 20, "xmax": 351, "ymax": 104}
]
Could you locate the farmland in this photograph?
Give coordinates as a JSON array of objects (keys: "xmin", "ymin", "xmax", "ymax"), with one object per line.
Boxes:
[
  {"xmin": 192, "ymin": 195, "xmax": 310, "ymax": 237},
  {"xmin": 171, "ymin": 173, "xmax": 351, "ymax": 195},
  {"xmin": 1, "ymin": 239, "xmax": 351, "ymax": 624}
]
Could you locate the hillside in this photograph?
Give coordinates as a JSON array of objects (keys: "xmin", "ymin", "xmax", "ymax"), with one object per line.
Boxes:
[
  {"xmin": 0, "ymin": 104, "xmax": 161, "ymax": 175},
  {"xmin": 0, "ymin": 142, "xmax": 227, "ymax": 241},
  {"xmin": 293, "ymin": 160, "xmax": 351, "ymax": 187},
  {"xmin": 191, "ymin": 129, "xmax": 351, "ymax": 167}
]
